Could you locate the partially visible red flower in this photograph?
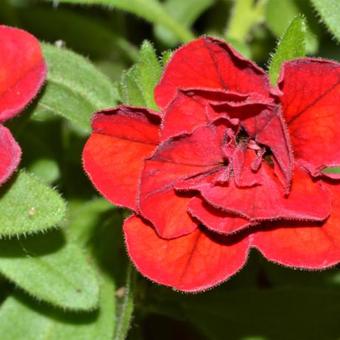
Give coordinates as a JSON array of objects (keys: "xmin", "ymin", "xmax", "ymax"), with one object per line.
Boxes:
[
  {"xmin": 83, "ymin": 37, "xmax": 340, "ymax": 292},
  {"xmin": 0, "ymin": 25, "xmax": 46, "ymax": 185}
]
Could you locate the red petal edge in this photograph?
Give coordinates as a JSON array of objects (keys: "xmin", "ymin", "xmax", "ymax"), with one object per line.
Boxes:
[
  {"xmin": 155, "ymin": 36, "xmax": 271, "ymax": 110},
  {"xmin": 0, "ymin": 125, "xmax": 21, "ymax": 185},
  {"xmin": 252, "ymin": 183, "xmax": 340, "ymax": 269},
  {"xmin": 83, "ymin": 106, "xmax": 160, "ymax": 210},
  {"xmin": 124, "ymin": 214, "xmax": 250, "ymax": 292},
  {"xmin": 0, "ymin": 25, "xmax": 47, "ymax": 122},
  {"xmin": 199, "ymin": 164, "xmax": 331, "ymax": 223},
  {"xmin": 188, "ymin": 197, "xmax": 253, "ymax": 235}
]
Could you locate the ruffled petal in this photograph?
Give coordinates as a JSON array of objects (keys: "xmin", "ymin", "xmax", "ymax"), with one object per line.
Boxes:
[
  {"xmin": 0, "ymin": 125, "xmax": 21, "ymax": 185},
  {"xmin": 252, "ymin": 183, "xmax": 340, "ymax": 269},
  {"xmin": 124, "ymin": 214, "xmax": 250, "ymax": 292},
  {"xmin": 0, "ymin": 25, "xmax": 46, "ymax": 122},
  {"xmin": 188, "ymin": 197, "xmax": 252, "ymax": 235},
  {"xmin": 83, "ymin": 106, "xmax": 160, "ymax": 210},
  {"xmin": 232, "ymin": 147, "xmax": 263, "ymax": 187},
  {"xmin": 161, "ymin": 89, "xmax": 247, "ymax": 141},
  {"xmin": 199, "ymin": 164, "xmax": 331, "ymax": 223},
  {"xmin": 139, "ymin": 124, "xmax": 224, "ymax": 238},
  {"xmin": 155, "ymin": 37, "xmax": 271, "ymax": 110},
  {"xmin": 251, "ymin": 108, "xmax": 293, "ymax": 192},
  {"xmin": 280, "ymin": 59, "xmax": 340, "ymax": 174}
]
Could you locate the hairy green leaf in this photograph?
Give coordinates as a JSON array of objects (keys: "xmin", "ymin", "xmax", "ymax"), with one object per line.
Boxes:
[
  {"xmin": 268, "ymin": 16, "xmax": 306, "ymax": 85},
  {"xmin": 161, "ymin": 50, "xmax": 173, "ymax": 67},
  {"xmin": 45, "ymin": 0, "xmax": 194, "ymax": 43},
  {"xmin": 311, "ymin": 0, "xmax": 340, "ymax": 42},
  {"xmin": 119, "ymin": 41, "xmax": 162, "ymax": 110},
  {"xmin": 0, "ymin": 277, "xmax": 115, "ymax": 340},
  {"xmin": 32, "ymin": 44, "xmax": 118, "ymax": 134},
  {"xmin": 266, "ymin": 0, "xmax": 318, "ymax": 53},
  {"xmin": 0, "ymin": 171, "xmax": 65, "ymax": 237},
  {"xmin": 0, "ymin": 231, "xmax": 99, "ymax": 311},
  {"xmin": 154, "ymin": 0, "xmax": 214, "ymax": 45}
]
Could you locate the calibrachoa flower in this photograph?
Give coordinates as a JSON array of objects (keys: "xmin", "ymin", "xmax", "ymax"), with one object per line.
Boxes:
[
  {"xmin": 0, "ymin": 25, "xmax": 46, "ymax": 184},
  {"xmin": 83, "ymin": 37, "xmax": 340, "ymax": 292}
]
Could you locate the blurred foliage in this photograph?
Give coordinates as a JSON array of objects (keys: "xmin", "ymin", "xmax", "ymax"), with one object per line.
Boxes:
[{"xmin": 0, "ymin": 0, "xmax": 339, "ymax": 339}]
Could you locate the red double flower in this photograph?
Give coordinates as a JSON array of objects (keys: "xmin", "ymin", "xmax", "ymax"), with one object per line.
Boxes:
[
  {"xmin": 83, "ymin": 37, "xmax": 340, "ymax": 291},
  {"xmin": 0, "ymin": 25, "xmax": 46, "ymax": 184}
]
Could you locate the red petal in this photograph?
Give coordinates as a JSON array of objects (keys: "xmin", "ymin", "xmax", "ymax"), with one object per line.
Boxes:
[
  {"xmin": 280, "ymin": 59, "xmax": 340, "ymax": 172},
  {"xmin": 188, "ymin": 197, "xmax": 252, "ymax": 235},
  {"xmin": 200, "ymin": 164, "xmax": 331, "ymax": 223},
  {"xmin": 252, "ymin": 183, "xmax": 340, "ymax": 269},
  {"xmin": 139, "ymin": 124, "xmax": 224, "ymax": 238},
  {"xmin": 83, "ymin": 106, "xmax": 160, "ymax": 210},
  {"xmin": 252, "ymin": 108, "xmax": 293, "ymax": 191},
  {"xmin": 175, "ymin": 167, "xmax": 224, "ymax": 192},
  {"xmin": 140, "ymin": 189, "xmax": 198, "ymax": 239},
  {"xmin": 124, "ymin": 214, "xmax": 250, "ymax": 292},
  {"xmin": 0, "ymin": 125, "xmax": 21, "ymax": 185},
  {"xmin": 161, "ymin": 89, "xmax": 247, "ymax": 141},
  {"xmin": 0, "ymin": 25, "xmax": 46, "ymax": 122},
  {"xmin": 232, "ymin": 147, "xmax": 262, "ymax": 187},
  {"xmin": 155, "ymin": 37, "xmax": 271, "ymax": 110}
]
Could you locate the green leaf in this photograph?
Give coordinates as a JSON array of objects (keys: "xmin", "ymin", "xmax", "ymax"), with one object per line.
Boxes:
[
  {"xmin": 0, "ymin": 171, "xmax": 65, "ymax": 237},
  {"xmin": 32, "ymin": 43, "xmax": 118, "ymax": 134},
  {"xmin": 0, "ymin": 230, "xmax": 99, "ymax": 311},
  {"xmin": 268, "ymin": 16, "xmax": 306, "ymax": 85},
  {"xmin": 119, "ymin": 41, "xmax": 162, "ymax": 110},
  {"xmin": 114, "ymin": 264, "xmax": 135, "ymax": 340},
  {"xmin": 16, "ymin": 7, "xmax": 138, "ymax": 61},
  {"xmin": 0, "ymin": 277, "xmax": 115, "ymax": 340},
  {"xmin": 66, "ymin": 199, "xmax": 113, "ymax": 247},
  {"xmin": 266, "ymin": 0, "xmax": 318, "ymax": 53},
  {"xmin": 119, "ymin": 69, "xmax": 145, "ymax": 108},
  {"xmin": 311, "ymin": 0, "xmax": 340, "ymax": 42},
  {"xmin": 323, "ymin": 166, "xmax": 340, "ymax": 175},
  {"xmin": 45, "ymin": 0, "xmax": 194, "ymax": 43},
  {"xmin": 154, "ymin": 0, "xmax": 214, "ymax": 45},
  {"xmin": 161, "ymin": 50, "xmax": 173, "ymax": 67},
  {"xmin": 28, "ymin": 159, "xmax": 60, "ymax": 185}
]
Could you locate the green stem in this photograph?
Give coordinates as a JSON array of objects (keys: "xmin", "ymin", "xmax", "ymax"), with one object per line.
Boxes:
[
  {"xmin": 226, "ymin": 0, "xmax": 266, "ymax": 42},
  {"xmin": 114, "ymin": 263, "xmax": 136, "ymax": 340}
]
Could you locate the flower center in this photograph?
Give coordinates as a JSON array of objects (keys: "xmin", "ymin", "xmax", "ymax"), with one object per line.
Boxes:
[
  {"xmin": 263, "ymin": 148, "xmax": 274, "ymax": 168},
  {"xmin": 234, "ymin": 127, "xmax": 274, "ymax": 171},
  {"xmin": 235, "ymin": 128, "xmax": 248, "ymax": 146}
]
